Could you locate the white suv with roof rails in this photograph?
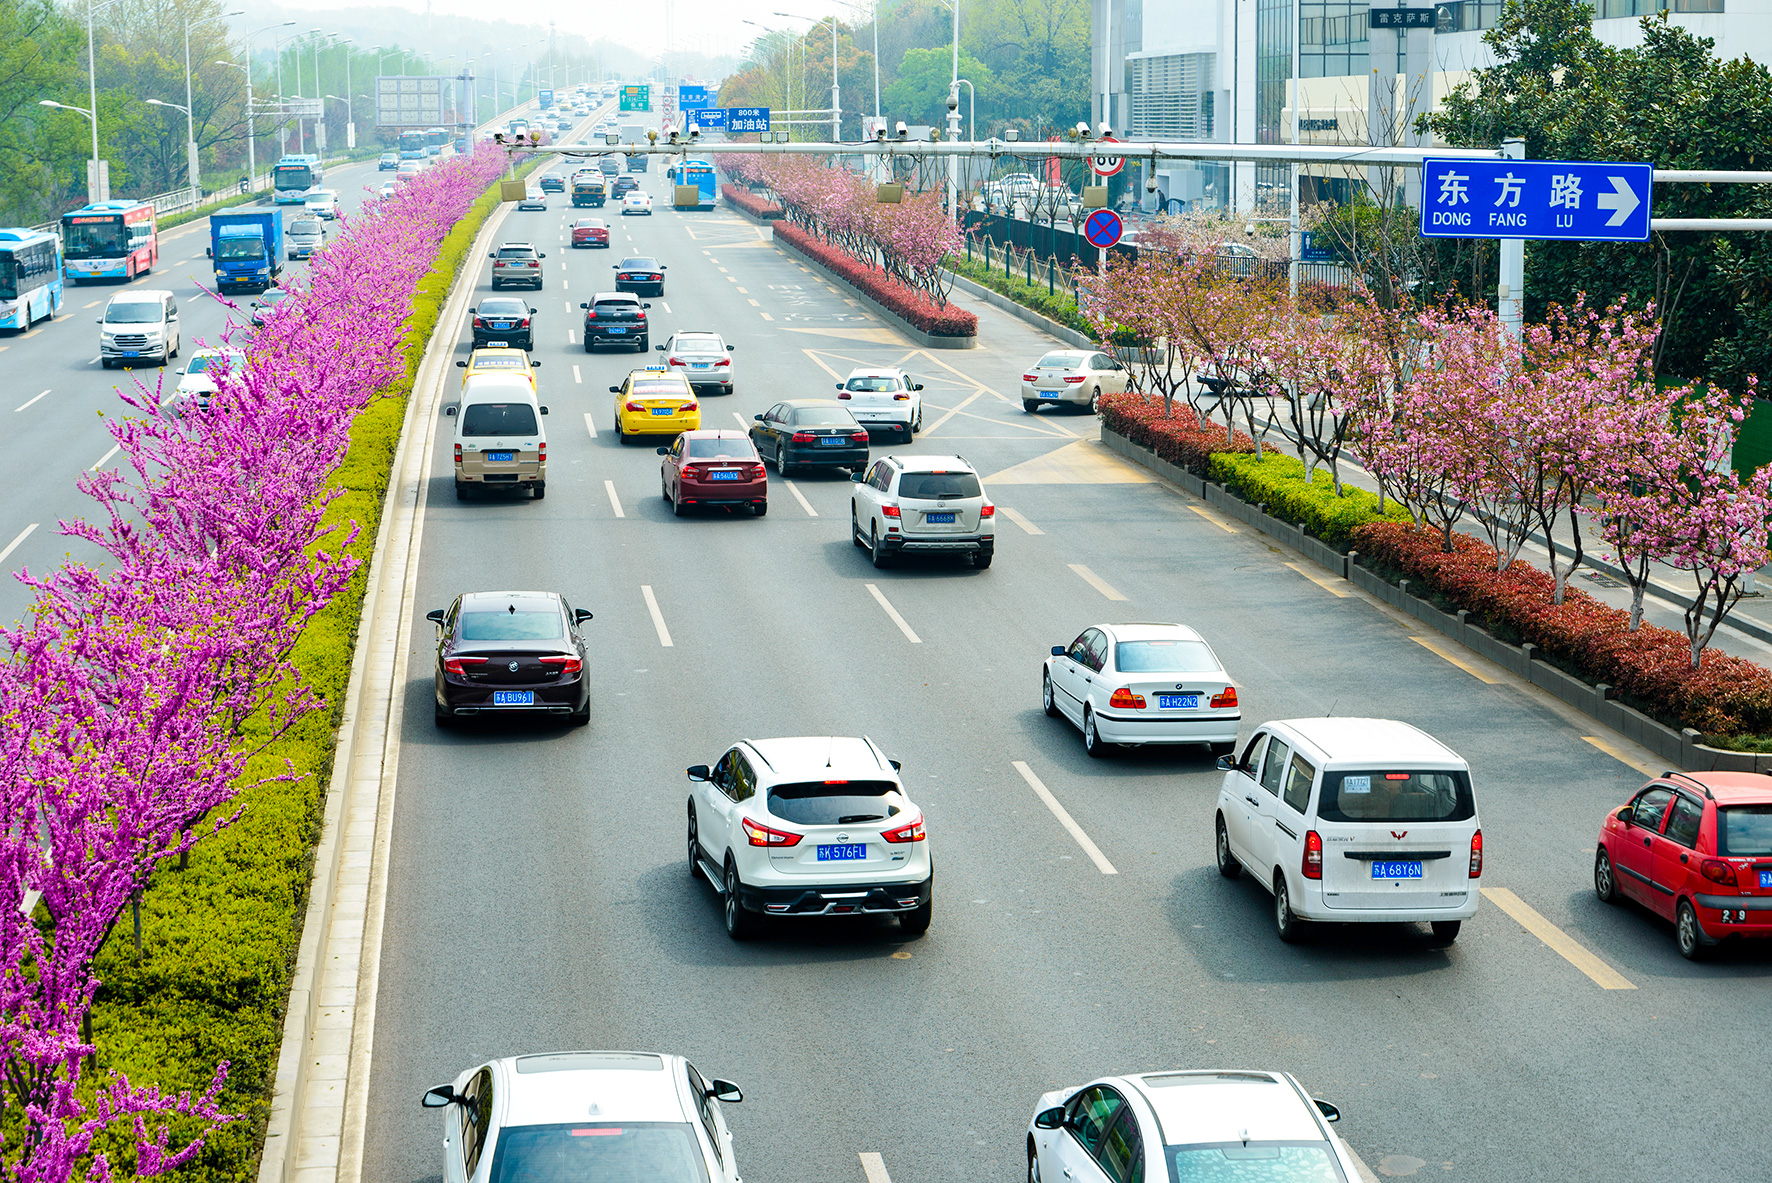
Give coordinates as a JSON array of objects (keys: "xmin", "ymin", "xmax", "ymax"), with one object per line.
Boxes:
[
  {"xmin": 422, "ymin": 1050, "xmax": 744, "ymax": 1183},
  {"xmin": 686, "ymin": 736, "xmax": 932, "ymax": 940},
  {"xmin": 851, "ymin": 454, "xmax": 995, "ymax": 569},
  {"xmin": 835, "ymin": 366, "xmax": 923, "ymax": 441}
]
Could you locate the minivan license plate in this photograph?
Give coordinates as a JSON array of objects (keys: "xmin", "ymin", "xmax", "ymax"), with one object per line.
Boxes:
[
  {"xmin": 1371, "ymin": 861, "xmax": 1423, "ymax": 879},
  {"xmin": 486, "ymin": 452, "xmax": 514, "ymax": 461},
  {"xmin": 817, "ymin": 843, "xmax": 867, "ymax": 861},
  {"xmin": 1158, "ymin": 694, "xmax": 1199, "ymax": 709},
  {"xmin": 493, "ymin": 691, "xmax": 533, "ymax": 706}
]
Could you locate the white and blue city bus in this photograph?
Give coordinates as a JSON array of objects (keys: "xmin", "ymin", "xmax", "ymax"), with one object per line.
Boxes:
[{"xmin": 0, "ymin": 228, "xmax": 63, "ymax": 330}]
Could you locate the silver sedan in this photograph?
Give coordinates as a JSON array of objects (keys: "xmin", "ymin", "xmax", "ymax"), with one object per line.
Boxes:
[{"xmin": 1019, "ymin": 349, "xmax": 1129, "ymax": 414}]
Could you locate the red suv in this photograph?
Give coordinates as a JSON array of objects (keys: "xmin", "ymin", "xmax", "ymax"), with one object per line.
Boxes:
[
  {"xmin": 571, "ymin": 218, "xmax": 609, "ymax": 248},
  {"xmin": 1596, "ymin": 771, "xmax": 1772, "ymax": 958},
  {"xmin": 658, "ymin": 430, "xmax": 767, "ymax": 517}
]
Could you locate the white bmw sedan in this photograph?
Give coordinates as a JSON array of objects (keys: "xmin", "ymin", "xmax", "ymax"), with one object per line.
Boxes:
[
  {"xmin": 1043, "ymin": 622, "xmax": 1239, "ymax": 757},
  {"xmin": 422, "ymin": 1050, "xmax": 744, "ymax": 1183}
]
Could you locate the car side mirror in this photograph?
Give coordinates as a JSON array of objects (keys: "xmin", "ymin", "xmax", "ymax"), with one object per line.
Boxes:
[
  {"xmin": 574, "ymin": 608, "xmax": 594, "ymax": 624},
  {"xmin": 1617, "ymin": 806, "xmax": 1634, "ymax": 823},
  {"xmin": 425, "ymin": 609, "xmax": 445, "ymax": 626},
  {"xmin": 1216, "ymin": 755, "xmax": 1237, "ymax": 773},
  {"xmin": 611, "ymin": 264, "xmax": 619, "ymax": 268},
  {"xmin": 467, "ymin": 306, "xmax": 476, "ymax": 315},
  {"xmin": 580, "ymin": 302, "xmax": 589, "ymax": 309},
  {"xmin": 529, "ymin": 308, "xmax": 537, "ymax": 315},
  {"xmin": 661, "ymin": 264, "xmax": 668, "ymax": 269},
  {"xmin": 1051, "ymin": 646, "xmax": 1066, "ymax": 656},
  {"xmin": 835, "ymin": 383, "xmax": 843, "ymax": 390},
  {"xmin": 540, "ymin": 406, "xmax": 549, "ymax": 415},
  {"xmin": 914, "ymin": 383, "xmax": 925, "ymax": 391},
  {"xmin": 445, "ymin": 406, "xmax": 457, "ymax": 416},
  {"xmin": 1314, "ymin": 1099, "xmax": 1340, "ymax": 1123},
  {"xmin": 656, "ymin": 344, "xmax": 666, "ymax": 351},
  {"xmin": 532, "ymin": 361, "xmax": 541, "ymax": 368},
  {"xmin": 686, "ymin": 764, "xmax": 711, "ymax": 782},
  {"xmin": 850, "ymin": 472, "xmax": 863, "ymax": 482},
  {"xmin": 753, "ymin": 414, "xmax": 764, "ymax": 421},
  {"xmin": 727, "ymin": 344, "xmax": 735, "ymax": 351},
  {"xmin": 609, "ymin": 385, "xmax": 621, "ymax": 393},
  {"xmin": 539, "ymin": 253, "xmax": 546, "ymax": 259},
  {"xmin": 643, "ymin": 303, "xmax": 652, "ymax": 309},
  {"xmin": 1034, "ymin": 1107, "xmax": 1066, "ymax": 1131},
  {"xmin": 455, "ymin": 360, "xmax": 467, "ymax": 368},
  {"xmin": 706, "ymin": 1079, "xmax": 741, "ymax": 1103},
  {"xmin": 657, "ymin": 446, "xmax": 670, "ymax": 455},
  {"xmin": 889, "ymin": 759, "xmax": 902, "ymax": 771},
  {"xmin": 487, "ymin": 252, "xmax": 496, "ymax": 259},
  {"xmin": 421, "ymin": 1085, "xmax": 457, "ymax": 1108}
]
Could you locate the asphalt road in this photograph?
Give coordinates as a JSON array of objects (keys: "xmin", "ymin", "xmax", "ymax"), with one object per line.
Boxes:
[{"xmin": 356, "ymin": 147, "xmax": 1772, "ymax": 1183}]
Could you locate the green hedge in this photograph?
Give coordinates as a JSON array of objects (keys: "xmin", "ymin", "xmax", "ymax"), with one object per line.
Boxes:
[
  {"xmin": 945, "ymin": 253, "xmax": 1093, "ymax": 335},
  {"xmin": 1207, "ymin": 450, "xmax": 1413, "ymax": 551},
  {"xmin": 83, "ymin": 163, "xmax": 526, "ymax": 1181}
]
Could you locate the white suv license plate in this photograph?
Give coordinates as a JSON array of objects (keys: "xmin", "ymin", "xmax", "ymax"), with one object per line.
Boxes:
[
  {"xmin": 817, "ymin": 843, "xmax": 867, "ymax": 861},
  {"xmin": 493, "ymin": 691, "xmax": 533, "ymax": 706},
  {"xmin": 1372, "ymin": 861, "xmax": 1423, "ymax": 879},
  {"xmin": 925, "ymin": 512, "xmax": 956, "ymax": 524},
  {"xmin": 1158, "ymin": 693, "xmax": 1198, "ymax": 709}
]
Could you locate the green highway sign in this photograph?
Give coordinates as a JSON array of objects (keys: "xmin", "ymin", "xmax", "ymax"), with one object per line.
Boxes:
[{"xmin": 620, "ymin": 85, "xmax": 651, "ymax": 112}]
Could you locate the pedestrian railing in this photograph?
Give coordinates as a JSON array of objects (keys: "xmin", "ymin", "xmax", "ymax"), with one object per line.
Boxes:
[{"xmin": 964, "ymin": 234, "xmax": 1082, "ymax": 304}]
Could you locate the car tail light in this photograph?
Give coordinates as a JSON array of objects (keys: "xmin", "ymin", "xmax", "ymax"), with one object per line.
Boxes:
[
  {"xmin": 668, "ymin": 357, "xmax": 685, "ymax": 365},
  {"xmin": 539, "ymin": 655, "xmax": 582, "ymax": 674},
  {"xmin": 538, "ymin": 441, "xmax": 546, "ymax": 462},
  {"xmin": 837, "ymin": 391, "xmax": 852, "ymax": 399},
  {"xmin": 882, "ymin": 505, "xmax": 901, "ymax": 517},
  {"xmin": 1210, "ymin": 687, "xmax": 1238, "ymax": 708},
  {"xmin": 635, "ymin": 311, "xmax": 646, "ymax": 320},
  {"xmin": 850, "ymin": 430, "xmax": 868, "ymax": 443},
  {"xmin": 678, "ymin": 403, "xmax": 697, "ymax": 413},
  {"xmin": 1023, "ymin": 373, "xmax": 1039, "ymax": 383},
  {"xmin": 1063, "ymin": 375, "xmax": 1087, "ymax": 383},
  {"xmin": 715, "ymin": 358, "xmax": 730, "ymax": 367},
  {"xmin": 740, "ymin": 816, "xmax": 802, "ymax": 847},
  {"xmin": 444, "ymin": 656, "xmax": 486, "ymax": 676},
  {"xmin": 791, "ymin": 432, "xmax": 816, "ymax": 443},
  {"xmin": 749, "ymin": 463, "xmax": 766, "ymax": 479},
  {"xmin": 1468, "ymin": 830, "xmax": 1484, "ymax": 878},
  {"xmin": 453, "ymin": 444, "xmax": 462, "ymax": 463},
  {"xmin": 626, "ymin": 401, "xmax": 644, "ymax": 411},
  {"xmin": 1701, "ymin": 857, "xmax": 1736, "ymax": 886},
  {"xmin": 1303, "ymin": 830, "xmax": 1323, "ymax": 879},
  {"xmin": 527, "ymin": 260, "xmax": 539, "ymax": 267},
  {"xmin": 1108, "ymin": 688, "xmax": 1145, "ymax": 709},
  {"xmin": 519, "ymin": 318, "xmax": 530, "ymax": 328},
  {"xmin": 585, "ymin": 311, "xmax": 596, "ymax": 319},
  {"xmin": 882, "ymin": 816, "xmax": 926, "ymax": 843},
  {"xmin": 980, "ymin": 504, "xmax": 995, "ymax": 518},
  {"xmin": 893, "ymin": 393, "xmax": 910, "ymax": 401},
  {"xmin": 472, "ymin": 317, "xmax": 485, "ymax": 327}
]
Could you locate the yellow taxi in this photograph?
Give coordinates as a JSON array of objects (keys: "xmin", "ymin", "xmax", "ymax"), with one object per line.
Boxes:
[
  {"xmin": 611, "ymin": 366, "xmax": 700, "ymax": 444},
  {"xmin": 455, "ymin": 347, "xmax": 540, "ymax": 394}
]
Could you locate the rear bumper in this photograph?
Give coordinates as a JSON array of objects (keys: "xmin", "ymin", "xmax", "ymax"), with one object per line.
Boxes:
[
  {"xmin": 1091, "ymin": 710, "xmax": 1240, "ymax": 744},
  {"xmin": 589, "ymin": 327, "xmax": 647, "ymax": 343},
  {"xmin": 679, "ymin": 479, "xmax": 766, "ymax": 504},
  {"xmin": 619, "ymin": 413, "xmax": 698, "ymax": 435},
  {"xmin": 1695, "ymin": 894, "xmax": 1772, "ymax": 938},
  {"xmin": 614, "ymin": 280, "xmax": 664, "ymax": 294},
  {"xmin": 472, "ymin": 332, "xmax": 533, "ymax": 349},
  {"xmin": 456, "ymin": 462, "xmax": 545, "ymax": 483},
  {"xmin": 1301, "ymin": 881, "xmax": 1480, "ymax": 922},
  {"xmin": 1021, "ymin": 384, "xmax": 1089, "ymax": 404},
  {"xmin": 438, "ymin": 678, "xmax": 585, "ymax": 715},
  {"xmin": 737, "ymin": 875, "xmax": 931, "ymax": 916},
  {"xmin": 880, "ymin": 532, "xmax": 992, "ymax": 555},
  {"xmin": 784, "ymin": 444, "xmax": 869, "ymax": 467},
  {"xmin": 854, "ymin": 413, "xmax": 914, "ymax": 430}
]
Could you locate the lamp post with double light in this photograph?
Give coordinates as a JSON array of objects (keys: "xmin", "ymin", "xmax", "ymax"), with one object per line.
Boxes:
[
  {"xmin": 775, "ymin": 11, "xmax": 840, "ymax": 142},
  {"xmin": 37, "ymin": 99, "xmax": 103, "ymax": 201}
]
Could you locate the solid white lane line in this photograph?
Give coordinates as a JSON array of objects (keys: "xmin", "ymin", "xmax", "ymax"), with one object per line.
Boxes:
[
  {"xmin": 573, "ymin": 364, "xmax": 582, "ymax": 383},
  {"xmin": 604, "ymin": 479, "xmax": 623, "ymax": 516},
  {"xmin": 90, "ymin": 443, "xmax": 121, "ymax": 470},
  {"xmin": 0, "ymin": 524, "xmax": 39, "ymax": 566},
  {"xmin": 642, "ymin": 584, "xmax": 673, "ymax": 647},
  {"xmin": 14, "ymin": 389, "xmax": 50, "ymax": 412},
  {"xmin": 1069, "ymin": 563, "xmax": 1128, "ymax": 601},
  {"xmin": 784, "ymin": 480, "xmax": 817, "ymax": 516},
  {"xmin": 583, "ymin": 413, "xmax": 598, "ymax": 438},
  {"xmin": 999, "ymin": 506, "xmax": 1042, "ymax": 535},
  {"xmin": 865, "ymin": 583, "xmax": 921, "ymax": 643},
  {"xmin": 1013, "ymin": 760, "xmax": 1118, "ymax": 875},
  {"xmin": 858, "ymin": 1153, "xmax": 892, "ymax": 1183}
]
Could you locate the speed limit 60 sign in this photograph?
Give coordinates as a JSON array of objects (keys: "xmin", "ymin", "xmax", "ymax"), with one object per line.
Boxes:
[{"xmin": 1090, "ymin": 135, "xmax": 1124, "ymax": 178}]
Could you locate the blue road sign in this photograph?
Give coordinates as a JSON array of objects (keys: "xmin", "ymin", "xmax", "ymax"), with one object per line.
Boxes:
[
  {"xmin": 729, "ymin": 107, "xmax": 771, "ymax": 134},
  {"xmin": 679, "ymin": 85, "xmax": 710, "ymax": 110},
  {"xmin": 1420, "ymin": 158, "xmax": 1653, "ymax": 243},
  {"xmin": 692, "ymin": 108, "xmax": 727, "ymax": 130},
  {"xmin": 1299, "ymin": 231, "xmax": 1334, "ymax": 262},
  {"xmin": 1084, "ymin": 209, "xmax": 1123, "ymax": 249}
]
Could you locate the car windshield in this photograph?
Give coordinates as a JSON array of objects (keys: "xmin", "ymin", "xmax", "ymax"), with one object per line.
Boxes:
[
  {"xmin": 767, "ymin": 781, "xmax": 902, "ymax": 825},
  {"xmin": 1316, "ymin": 770, "xmax": 1475, "ymax": 824},
  {"xmin": 105, "ymin": 302, "xmax": 162, "ymax": 323},
  {"xmin": 215, "ymin": 237, "xmax": 265, "ymax": 260},
  {"xmin": 488, "ymin": 1123, "xmax": 708, "ymax": 1183},
  {"xmin": 479, "ymin": 300, "xmax": 528, "ymax": 316},
  {"xmin": 259, "ymin": 290, "xmax": 290, "ymax": 306},
  {"xmin": 1718, "ymin": 805, "xmax": 1772, "ymax": 855},
  {"xmin": 845, "ymin": 376, "xmax": 901, "ymax": 391},
  {"xmin": 898, "ymin": 472, "xmax": 982, "ymax": 500},
  {"xmin": 1037, "ymin": 352, "xmax": 1088, "ymax": 368},
  {"xmin": 686, "ymin": 438, "xmax": 752, "ymax": 459},
  {"xmin": 459, "ymin": 607, "xmax": 563, "ymax": 641},
  {"xmin": 1164, "ymin": 1143, "xmax": 1345, "ymax": 1182},
  {"xmin": 1114, "ymin": 640, "xmax": 1219, "ymax": 674},
  {"xmin": 460, "ymin": 402, "xmax": 539, "ymax": 436},
  {"xmin": 790, "ymin": 407, "xmax": 858, "ymax": 427},
  {"xmin": 187, "ymin": 353, "xmax": 243, "ymax": 374},
  {"xmin": 291, "ymin": 219, "xmax": 321, "ymax": 233}
]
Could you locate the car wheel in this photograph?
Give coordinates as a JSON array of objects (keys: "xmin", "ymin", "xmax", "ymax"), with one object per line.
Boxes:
[
  {"xmin": 569, "ymin": 692, "xmax": 589, "ymax": 726},
  {"xmin": 1022, "ymin": 398, "xmax": 1039, "ymax": 413},
  {"xmin": 1089, "ymin": 386, "xmax": 1101, "ymax": 414},
  {"xmin": 687, "ymin": 807, "xmax": 702, "ymax": 881},
  {"xmin": 1082, "ymin": 707, "xmax": 1105, "ymax": 757},
  {"xmin": 1027, "ymin": 1144, "xmax": 1041, "ymax": 1183},
  {"xmin": 454, "ymin": 480, "xmax": 469, "ymax": 500},
  {"xmin": 433, "ymin": 702, "xmax": 452, "ymax": 729},
  {"xmin": 1042, "ymin": 672, "xmax": 1060, "ymax": 718},
  {"xmin": 852, "ymin": 508, "xmax": 866, "ymax": 547},
  {"xmin": 1274, "ymin": 873, "xmax": 1303, "ymax": 943},
  {"xmin": 1676, "ymin": 899, "xmax": 1706, "ymax": 960},
  {"xmin": 18, "ymin": 305, "xmax": 29, "ymax": 332},
  {"xmin": 533, "ymin": 480, "xmax": 546, "ymax": 500},
  {"xmin": 774, "ymin": 447, "xmax": 792, "ymax": 478},
  {"xmin": 1430, "ymin": 920, "xmax": 1462, "ymax": 944},
  {"xmin": 723, "ymin": 861, "xmax": 758, "ymax": 941},
  {"xmin": 1594, "ymin": 849, "xmax": 1618, "ymax": 904},
  {"xmin": 971, "ymin": 550, "xmax": 993, "ymax": 569},
  {"xmin": 617, "ymin": 423, "xmax": 629, "ymax": 445},
  {"xmin": 1216, "ymin": 814, "xmax": 1241, "ymax": 879},
  {"xmin": 672, "ymin": 491, "xmax": 687, "ymax": 516},
  {"xmin": 899, "ymin": 895, "xmax": 932, "ymax": 936},
  {"xmin": 752, "ymin": 501, "xmax": 767, "ymax": 516},
  {"xmin": 870, "ymin": 524, "xmax": 893, "ymax": 569},
  {"xmin": 584, "ymin": 339, "xmax": 593, "ymax": 353}
]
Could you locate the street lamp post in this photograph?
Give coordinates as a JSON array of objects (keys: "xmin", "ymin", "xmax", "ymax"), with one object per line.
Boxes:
[
  {"xmin": 170, "ymin": 8, "xmax": 245, "ymax": 201},
  {"xmin": 776, "ymin": 11, "xmax": 840, "ymax": 142},
  {"xmin": 275, "ymin": 28, "xmax": 321, "ymax": 154},
  {"xmin": 313, "ymin": 33, "xmax": 339, "ymax": 153},
  {"xmin": 220, "ymin": 21, "xmax": 291, "ymax": 195},
  {"xmin": 38, "ymin": 100, "xmax": 103, "ymax": 201}
]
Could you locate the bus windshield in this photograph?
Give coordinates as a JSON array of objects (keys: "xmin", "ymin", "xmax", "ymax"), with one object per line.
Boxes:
[
  {"xmin": 0, "ymin": 257, "xmax": 19, "ymax": 300},
  {"xmin": 63, "ymin": 217, "xmax": 126, "ymax": 258},
  {"xmin": 274, "ymin": 166, "xmax": 315, "ymax": 192}
]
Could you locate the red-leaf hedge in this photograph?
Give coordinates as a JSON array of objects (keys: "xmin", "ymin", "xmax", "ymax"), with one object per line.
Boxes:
[
  {"xmin": 773, "ymin": 222, "xmax": 978, "ymax": 338},
  {"xmin": 1099, "ymin": 390, "xmax": 1260, "ymax": 475},
  {"xmin": 722, "ymin": 183, "xmax": 782, "ymax": 220},
  {"xmin": 1352, "ymin": 521, "xmax": 1772, "ymax": 741}
]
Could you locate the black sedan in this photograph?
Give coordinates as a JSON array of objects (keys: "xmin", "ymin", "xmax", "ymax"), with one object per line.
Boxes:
[
  {"xmin": 428, "ymin": 591, "xmax": 592, "ymax": 727},
  {"xmin": 538, "ymin": 174, "xmax": 565, "ymax": 192},
  {"xmin": 469, "ymin": 297, "xmax": 536, "ymax": 350},
  {"xmin": 613, "ymin": 257, "xmax": 666, "ymax": 297},
  {"xmin": 749, "ymin": 399, "xmax": 870, "ymax": 477}
]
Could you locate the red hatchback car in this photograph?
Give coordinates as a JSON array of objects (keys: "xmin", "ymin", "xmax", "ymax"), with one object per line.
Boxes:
[
  {"xmin": 658, "ymin": 430, "xmax": 767, "ymax": 517},
  {"xmin": 1596, "ymin": 771, "xmax": 1772, "ymax": 958},
  {"xmin": 571, "ymin": 218, "xmax": 609, "ymax": 248}
]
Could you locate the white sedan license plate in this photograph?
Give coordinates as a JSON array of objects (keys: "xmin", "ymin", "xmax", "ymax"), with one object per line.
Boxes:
[
  {"xmin": 493, "ymin": 691, "xmax": 533, "ymax": 706},
  {"xmin": 1158, "ymin": 693, "xmax": 1199, "ymax": 709}
]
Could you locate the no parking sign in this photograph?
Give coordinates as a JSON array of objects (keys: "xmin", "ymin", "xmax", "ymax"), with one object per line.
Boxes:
[{"xmin": 1084, "ymin": 209, "xmax": 1123, "ymax": 249}]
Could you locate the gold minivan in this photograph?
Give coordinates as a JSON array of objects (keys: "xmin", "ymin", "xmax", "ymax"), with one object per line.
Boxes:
[{"xmin": 450, "ymin": 374, "xmax": 549, "ymax": 500}]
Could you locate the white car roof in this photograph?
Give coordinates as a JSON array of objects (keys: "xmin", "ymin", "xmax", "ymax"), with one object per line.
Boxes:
[
  {"xmin": 745, "ymin": 736, "xmax": 894, "ymax": 780},
  {"xmin": 891, "ymin": 455, "xmax": 974, "ymax": 475},
  {"xmin": 1102, "ymin": 622, "xmax": 1205, "ymax": 643},
  {"xmin": 1128, "ymin": 1071, "xmax": 1325, "ymax": 1145},
  {"xmin": 460, "ymin": 373, "xmax": 539, "ymax": 401},
  {"xmin": 845, "ymin": 366, "xmax": 906, "ymax": 378},
  {"xmin": 1272, "ymin": 717, "xmax": 1461, "ymax": 765},
  {"xmin": 109, "ymin": 290, "xmax": 170, "ymax": 304},
  {"xmin": 497, "ymin": 1052, "xmax": 688, "ymax": 1127}
]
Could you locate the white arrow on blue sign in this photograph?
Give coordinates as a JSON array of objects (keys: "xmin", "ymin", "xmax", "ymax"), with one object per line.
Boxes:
[{"xmin": 1419, "ymin": 158, "xmax": 1653, "ymax": 243}]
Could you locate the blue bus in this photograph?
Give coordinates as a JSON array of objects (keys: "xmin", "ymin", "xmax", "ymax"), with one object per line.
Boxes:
[
  {"xmin": 0, "ymin": 228, "xmax": 63, "ymax": 329},
  {"xmin": 676, "ymin": 159, "xmax": 716, "ymax": 209},
  {"xmin": 273, "ymin": 154, "xmax": 323, "ymax": 205},
  {"xmin": 423, "ymin": 127, "xmax": 448, "ymax": 156},
  {"xmin": 399, "ymin": 130, "xmax": 427, "ymax": 160}
]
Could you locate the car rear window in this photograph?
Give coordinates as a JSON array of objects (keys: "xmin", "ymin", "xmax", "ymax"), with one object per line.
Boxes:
[
  {"xmin": 632, "ymin": 382, "xmax": 688, "ymax": 397},
  {"xmin": 1036, "ymin": 352, "xmax": 1087, "ymax": 368},
  {"xmin": 1718, "ymin": 805, "xmax": 1772, "ymax": 856},
  {"xmin": 487, "ymin": 1123, "xmax": 709, "ymax": 1183},
  {"xmin": 1163, "ymin": 1144, "xmax": 1344, "ymax": 1182},
  {"xmin": 675, "ymin": 336, "xmax": 722, "ymax": 352},
  {"xmin": 594, "ymin": 301, "xmax": 638, "ymax": 314},
  {"xmin": 460, "ymin": 402, "xmax": 538, "ymax": 436},
  {"xmin": 479, "ymin": 299, "xmax": 528, "ymax": 315},
  {"xmin": 1317, "ymin": 770, "xmax": 1474, "ymax": 823},
  {"xmin": 687, "ymin": 438, "xmax": 753, "ymax": 459},
  {"xmin": 187, "ymin": 354, "xmax": 244, "ymax": 374},
  {"xmin": 767, "ymin": 781, "xmax": 903, "ymax": 826},
  {"xmin": 620, "ymin": 257, "xmax": 659, "ymax": 269},
  {"xmin": 497, "ymin": 247, "xmax": 534, "ymax": 259},
  {"xmin": 897, "ymin": 472, "xmax": 982, "ymax": 500},
  {"xmin": 459, "ymin": 608, "xmax": 562, "ymax": 641},
  {"xmin": 845, "ymin": 375, "xmax": 901, "ymax": 391},
  {"xmin": 790, "ymin": 407, "xmax": 859, "ymax": 427},
  {"xmin": 1114, "ymin": 640, "xmax": 1219, "ymax": 674}
]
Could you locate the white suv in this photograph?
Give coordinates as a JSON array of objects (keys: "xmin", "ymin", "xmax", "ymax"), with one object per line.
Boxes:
[
  {"xmin": 835, "ymin": 367, "xmax": 923, "ymax": 441},
  {"xmin": 850, "ymin": 454, "xmax": 994, "ymax": 569},
  {"xmin": 686, "ymin": 736, "xmax": 932, "ymax": 940}
]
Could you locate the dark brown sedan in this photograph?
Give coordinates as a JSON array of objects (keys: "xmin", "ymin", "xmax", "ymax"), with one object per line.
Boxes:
[{"xmin": 428, "ymin": 591, "xmax": 592, "ymax": 727}]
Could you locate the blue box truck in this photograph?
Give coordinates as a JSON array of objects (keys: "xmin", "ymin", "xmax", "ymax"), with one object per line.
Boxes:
[{"xmin": 208, "ymin": 208, "xmax": 284, "ymax": 293}]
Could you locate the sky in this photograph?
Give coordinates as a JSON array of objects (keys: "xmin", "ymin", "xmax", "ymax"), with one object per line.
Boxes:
[{"xmin": 281, "ymin": 0, "xmax": 858, "ymax": 69}]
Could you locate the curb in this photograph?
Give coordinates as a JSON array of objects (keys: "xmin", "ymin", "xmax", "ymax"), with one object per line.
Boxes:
[
  {"xmin": 771, "ymin": 228, "xmax": 977, "ymax": 350},
  {"xmin": 942, "ymin": 269, "xmax": 1095, "ymax": 350},
  {"xmin": 1095, "ymin": 421, "xmax": 1764, "ymax": 774}
]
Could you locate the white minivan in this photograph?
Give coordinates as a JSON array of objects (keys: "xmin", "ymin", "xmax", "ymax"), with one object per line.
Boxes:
[
  {"xmin": 448, "ymin": 374, "xmax": 548, "ymax": 500},
  {"xmin": 98, "ymin": 290, "xmax": 180, "ymax": 368},
  {"xmin": 1213, "ymin": 717, "xmax": 1481, "ymax": 944}
]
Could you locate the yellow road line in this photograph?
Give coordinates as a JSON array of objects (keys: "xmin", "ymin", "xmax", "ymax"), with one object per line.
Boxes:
[
  {"xmin": 1069, "ymin": 563, "xmax": 1128, "ymax": 601},
  {"xmin": 1286, "ymin": 561, "xmax": 1350, "ymax": 597},
  {"xmin": 1481, "ymin": 888, "xmax": 1636, "ymax": 990},
  {"xmin": 1582, "ymin": 736, "xmax": 1663, "ymax": 778},
  {"xmin": 1410, "ymin": 635, "xmax": 1500, "ymax": 684},
  {"xmin": 1188, "ymin": 505, "xmax": 1237, "ymax": 532}
]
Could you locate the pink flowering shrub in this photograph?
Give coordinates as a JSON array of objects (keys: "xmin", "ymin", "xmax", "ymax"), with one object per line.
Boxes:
[{"xmin": 721, "ymin": 183, "xmax": 781, "ymax": 220}]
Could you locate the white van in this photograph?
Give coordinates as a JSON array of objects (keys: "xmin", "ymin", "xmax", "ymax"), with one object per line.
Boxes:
[
  {"xmin": 448, "ymin": 374, "xmax": 548, "ymax": 500},
  {"xmin": 97, "ymin": 290, "xmax": 180, "ymax": 368},
  {"xmin": 1214, "ymin": 718, "xmax": 1481, "ymax": 944}
]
